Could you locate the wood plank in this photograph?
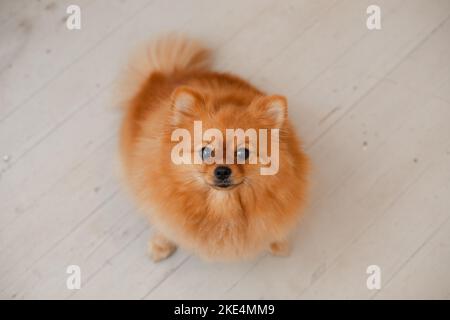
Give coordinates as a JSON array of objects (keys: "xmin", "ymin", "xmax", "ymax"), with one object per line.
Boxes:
[
  {"xmin": 299, "ymin": 17, "xmax": 450, "ymax": 298},
  {"xmin": 299, "ymin": 99, "xmax": 450, "ymax": 298},
  {"xmin": 1, "ymin": 0, "xmax": 153, "ymax": 119},
  {"xmin": 0, "ymin": 0, "xmax": 30, "ymax": 27},
  {"xmin": 374, "ymin": 216, "xmax": 450, "ymax": 300}
]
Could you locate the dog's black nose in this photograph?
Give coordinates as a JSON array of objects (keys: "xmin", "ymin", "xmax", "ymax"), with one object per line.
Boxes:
[{"xmin": 214, "ymin": 166, "xmax": 232, "ymax": 180}]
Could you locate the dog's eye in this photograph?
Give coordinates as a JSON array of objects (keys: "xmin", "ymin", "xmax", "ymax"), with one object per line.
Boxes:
[
  {"xmin": 236, "ymin": 148, "xmax": 250, "ymax": 161},
  {"xmin": 200, "ymin": 146, "xmax": 214, "ymax": 161}
]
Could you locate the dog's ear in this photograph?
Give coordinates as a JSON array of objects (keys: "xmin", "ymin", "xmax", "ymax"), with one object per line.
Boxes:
[
  {"xmin": 252, "ymin": 95, "xmax": 287, "ymax": 127},
  {"xmin": 170, "ymin": 86, "xmax": 204, "ymax": 125}
]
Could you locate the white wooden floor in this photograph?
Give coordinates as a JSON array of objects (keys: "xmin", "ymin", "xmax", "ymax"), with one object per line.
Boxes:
[{"xmin": 1, "ymin": 0, "xmax": 450, "ymax": 300}]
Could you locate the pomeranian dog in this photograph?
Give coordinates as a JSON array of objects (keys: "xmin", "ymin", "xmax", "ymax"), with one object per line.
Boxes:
[{"xmin": 119, "ymin": 35, "xmax": 309, "ymax": 262}]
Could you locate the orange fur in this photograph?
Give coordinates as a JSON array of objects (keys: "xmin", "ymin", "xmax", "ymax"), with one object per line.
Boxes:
[{"xmin": 119, "ymin": 35, "xmax": 309, "ymax": 261}]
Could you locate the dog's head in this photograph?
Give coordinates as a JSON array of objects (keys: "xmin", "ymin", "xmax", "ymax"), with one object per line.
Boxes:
[{"xmin": 168, "ymin": 86, "xmax": 288, "ymax": 192}]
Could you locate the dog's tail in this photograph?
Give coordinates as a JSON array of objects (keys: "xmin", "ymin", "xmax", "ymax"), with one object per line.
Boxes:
[
  {"xmin": 118, "ymin": 34, "xmax": 211, "ymax": 103},
  {"xmin": 140, "ymin": 34, "xmax": 211, "ymax": 75}
]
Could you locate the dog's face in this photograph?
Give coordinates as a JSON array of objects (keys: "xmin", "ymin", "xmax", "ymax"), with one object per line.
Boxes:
[{"xmin": 168, "ymin": 86, "xmax": 287, "ymax": 192}]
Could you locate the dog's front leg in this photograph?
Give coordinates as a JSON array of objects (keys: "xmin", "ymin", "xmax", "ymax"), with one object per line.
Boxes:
[
  {"xmin": 269, "ymin": 240, "xmax": 291, "ymax": 257},
  {"xmin": 148, "ymin": 232, "xmax": 177, "ymax": 262}
]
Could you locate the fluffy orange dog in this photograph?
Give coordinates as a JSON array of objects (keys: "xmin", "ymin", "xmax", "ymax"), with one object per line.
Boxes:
[{"xmin": 119, "ymin": 35, "xmax": 309, "ymax": 262}]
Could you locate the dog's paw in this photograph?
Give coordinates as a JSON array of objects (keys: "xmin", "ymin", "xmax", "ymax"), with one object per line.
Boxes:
[
  {"xmin": 148, "ymin": 234, "xmax": 177, "ymax": 262},
  {"xmin": 269, "ymin": 240, "xmax": 291, "ymax": 257}
]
